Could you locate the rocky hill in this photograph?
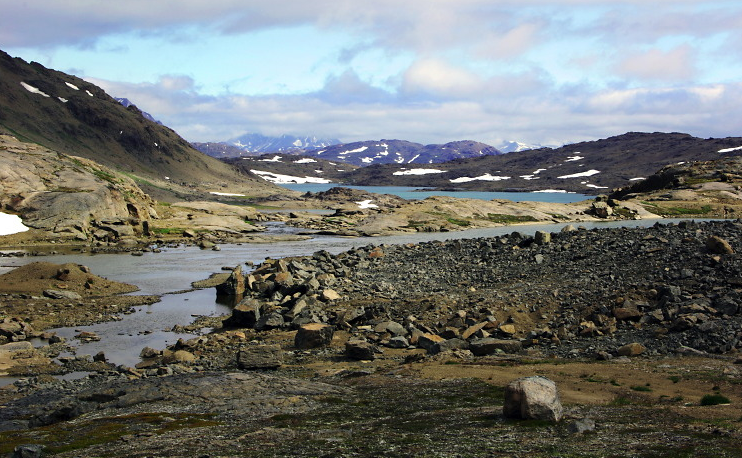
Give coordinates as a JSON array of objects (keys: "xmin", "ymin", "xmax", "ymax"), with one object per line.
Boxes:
[
  {"xmin": 0, "ymin": 134, "xmax": 157, "ymax": 240},
  {"xmin": 340, "ymin": 132, "xmax": 742, "ymax": 194},
  {"xmin": 0, "ymin": 50, "xmax": 280, "ymax": 199}
]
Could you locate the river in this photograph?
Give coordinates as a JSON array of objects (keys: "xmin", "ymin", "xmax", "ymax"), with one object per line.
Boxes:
[{"xmin": 0, "ymin": 217, "xmax": 715, "ymax": 375}]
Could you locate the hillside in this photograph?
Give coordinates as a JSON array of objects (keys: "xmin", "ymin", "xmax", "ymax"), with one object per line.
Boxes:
[
  {"xmin": 340, "ymin": 132, "xmax": 742, "ymax": 194},
  {"xmin": 0, "ymin": 50, "xmax": 280, "ymax": 200},
  {"xmin": 224, "ymin": 153, "xmax": 359, "ymax": 184}
]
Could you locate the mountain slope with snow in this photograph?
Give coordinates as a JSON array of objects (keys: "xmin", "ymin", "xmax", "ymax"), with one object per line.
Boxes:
[
  {"xmin": 340, "ymin": 132, "xmax": 742, "ymax": 194},
  {"xmin": 301, "ymin": 139, "xmax": 502, "ymax": 166}
]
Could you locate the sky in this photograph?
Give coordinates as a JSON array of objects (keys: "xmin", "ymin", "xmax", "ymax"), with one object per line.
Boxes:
[{"xmin": 2, "ymin": 0, "xmax": 742, "ymax": 147}]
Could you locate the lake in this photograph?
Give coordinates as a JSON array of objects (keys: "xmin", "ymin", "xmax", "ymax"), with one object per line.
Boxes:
[{"xmin": 280, "ymin": 183, "xmax": 591, "ymax": 203}]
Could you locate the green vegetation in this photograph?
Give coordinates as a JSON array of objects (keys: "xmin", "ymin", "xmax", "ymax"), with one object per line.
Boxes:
[
  {"xmin": 700, "ymin": 394, "xmax": 731, "ymax": 406},
  {"xmin": 668, "ymin": 375, "xmax": 681, "ymax": 384},
  {"xmin": 446, "ymin": 217, "xmax": 471, "ymax": 227},
  {"xmin": 486, "ymin": 213, "xmax": 539, "ymax": 224},
  {"xmin": 630, "ymin": 384, "xmax": 653, "ymax": 392},
  {"xmin": 641, "ymin": 201, "xmax": 714, "ymax": 216}
]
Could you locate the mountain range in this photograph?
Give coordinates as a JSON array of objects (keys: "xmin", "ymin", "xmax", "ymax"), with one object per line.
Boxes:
[
  {"xmin": 238, "ymin": 132, "xmax": 742, "ymax": 194},
  {"xmin": 192, "ymin": 133, "xmax": 341, "ymax": 158}
]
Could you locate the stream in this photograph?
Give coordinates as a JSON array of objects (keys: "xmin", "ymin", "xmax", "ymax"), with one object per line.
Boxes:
[{"xmin": 0, "ymin": 218, "xmax": 712, "ymax": 376}]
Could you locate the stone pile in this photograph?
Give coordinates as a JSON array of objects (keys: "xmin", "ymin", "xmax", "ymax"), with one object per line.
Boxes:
[{"xmin": 219, "ymin": 219, "xmax": 742, "ymax": 359}]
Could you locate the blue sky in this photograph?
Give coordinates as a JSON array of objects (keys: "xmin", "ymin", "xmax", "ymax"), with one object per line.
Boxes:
[{"xmin": 3, "ymin": 0, "xmax": 741, "ymax": 147}]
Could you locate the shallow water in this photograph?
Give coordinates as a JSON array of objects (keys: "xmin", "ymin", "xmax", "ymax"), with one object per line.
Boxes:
[{"xmin": 0, "ymin": 218, "xmax": 719, "ymax": 370}]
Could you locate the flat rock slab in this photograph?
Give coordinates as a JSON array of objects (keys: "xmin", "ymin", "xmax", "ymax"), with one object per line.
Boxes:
[{"xmin": 0, "ymin": 371, "xmax": 349, "ymax": 431}]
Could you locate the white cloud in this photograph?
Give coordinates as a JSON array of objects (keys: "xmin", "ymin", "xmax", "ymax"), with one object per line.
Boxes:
[{"xmin": 615, "ymin": 45, "xmax": 697, "ymax": 81}]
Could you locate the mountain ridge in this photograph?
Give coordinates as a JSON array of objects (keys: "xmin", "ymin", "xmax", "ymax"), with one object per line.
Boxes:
[{"xmin": 0, "ymin": 50, "xmax": 280, "ymax": 199}]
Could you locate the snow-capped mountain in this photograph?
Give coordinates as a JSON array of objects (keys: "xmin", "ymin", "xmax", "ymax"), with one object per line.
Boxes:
[
  {"xmin": 230, "ymin": 133, "xmax": 341, "ymax": 154},
  {"xmin": 498, "ymin": 140, "xmax": 542, "ymax": 153},
  {"xmin": 301, "ymin": 139, "xmax": 502, "ymax": 166},
  {"xmin": 194, "ymin": 133, "xmax": 342, "ymax": 158}
]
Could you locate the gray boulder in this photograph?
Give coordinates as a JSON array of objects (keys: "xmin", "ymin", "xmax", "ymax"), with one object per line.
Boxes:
[
  {"xmin": 503, "ymin": 376, "xmax": 563, "ymax": 422},
  {"xmin": 345, "ymin": 340, "xmax": 376, "ymax": 360}
]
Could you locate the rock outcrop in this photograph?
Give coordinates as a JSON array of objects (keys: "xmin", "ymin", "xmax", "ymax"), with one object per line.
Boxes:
[{"xmin": 0, "ymin": 134, "xmax": 157, "ymax": 240}]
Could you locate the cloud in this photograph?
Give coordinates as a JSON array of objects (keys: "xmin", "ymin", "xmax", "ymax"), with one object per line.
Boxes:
[
  {"xmin": 615, "ymin": 45, "xmax": 697, "ymax": 82},
  {"xmin": 88, "ymin": 68, "xmax": 742, "ymax": 148}
]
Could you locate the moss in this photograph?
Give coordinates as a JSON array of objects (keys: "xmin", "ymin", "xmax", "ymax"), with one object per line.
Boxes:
[{"xmin": 486, "ymin": 213, "xmax": 539, "ymax": 224}]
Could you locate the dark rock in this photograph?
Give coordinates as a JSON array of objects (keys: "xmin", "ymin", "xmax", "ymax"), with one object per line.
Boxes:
[
  {"xmin": 706, "ymin": 235, "xmax": 734, "ymax": 254},
  {"xmin": 294, "ymin": 323, "xmax": 335, "ymax": 349},
  {"xmin": 223, "ymin": 298, "xmax": 261, "ymax": 328},
  {"xmin": 215, "ymin": 265, "xmax": 246, "ymax": 297},
  {"xmin": 469, "ymin": 338, "xmax": 522, "ymax": 356},
  {"xmin": 345, "ymin": 340, "xmax": 377, "ymax": 360}
]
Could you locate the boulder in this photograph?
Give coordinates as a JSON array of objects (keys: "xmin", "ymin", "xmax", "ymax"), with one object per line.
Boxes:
[
  {"xmin": 294, "ymin": 323, "xmax": 335, "ymax": 349},
  {"xmin": 345, "ymin": 340, "xmax": 377, "ymax": 360},
  {"xmin": 429, "ymin": 338, "xmax": 469, "ymax": 355},
  {"xmin": 469, "ymin": 338, "xmax": 522, "ymax": 356},
  {"xmin": 534, "ymin": 230, "xmax": 551, "ymax": 245},
  {"xmin": 374, "ymin": 321, "xmax": 407, "ymax": 337},
  {"xmin": 43, "ymin": 289, "xmax": 82, "ymax": 300},
  {"xmin": 386, "ymin": 336, "xmax": 410, "ymax": 348},
  {"xmin": 617, "ymin": 342, "xmax": 646, "ymax": 357},
  {"xmin": 416, "ymin": 333, "xmax": 446, "ymax": 353},
  {"xmin": 222, "ymin": 298, "xmax": 261, "ymax": 328},
  {"xmin": 706, "ymin": 235, "xmax": 734, "ymax": 254},
  {"xmin": 321, "ymin": 289, "xmax": 341, "ymax": 301},
  {"xmin": 215, "ymin": 265, "xmax": 245, "ymax": 297},
  {"xmin": 255, "ymin": 311, "xmax": 285, "ymax": 331},
  {"xmin": 503, "ymin": 376, "xmax": 563, "ymax": 422},
  {"xmin": 238, "ymin": 344, "xmax": 283, "ymax": 369}
]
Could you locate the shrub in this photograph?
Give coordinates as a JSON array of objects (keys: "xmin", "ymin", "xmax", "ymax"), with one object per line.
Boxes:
[{"xmin": 701, "ymin": 394, "xmax": 730, "ymax": 406}]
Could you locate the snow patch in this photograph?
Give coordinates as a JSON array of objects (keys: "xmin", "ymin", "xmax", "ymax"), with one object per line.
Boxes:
[
  {"xmin": 718, "ymin": 146, "xmax": 742, "ymax": 153},
  {"xmin": 532, "ymin": 189, "xmax": 571, "ymax": 193},
  {"xmin": 356, "ymin": 200, "xmax": 378, "ymax": 209},
  {"xmin": 260, "ymin": 155, "xmax": 282, "ymax": 162},
  {"xmin": 58, "ymin": 97, "xmax": 68, "ymax": 103},
  {"xmin": 629, "ymin": 177, "xmax": 645, "ymax": 181},
  {"xmin": 339, "ymin": 146, "xmax": 368, "ymax": 155},
  {"xmin": 585, "ymin": 184, "xmax": 608, "ymax": 189},
  {"xmin": 0, "ymin": 212, "xmax": 30, "ymax": 236},
  {"xmin": 85, "ymin": 90, "xmax": 94, "ymax": 97},
  {"xmin": 565, "ymin": 154, "xmax": 584, "ymax": 162},
  {"xmin": 65, "ymin": 82, "xmax": 79, "ymax": 90},
  {"xmin": 361, "ymin": 157, "xmax": 374, "ymax": 164},
  {"xmin": 450, "ymin": 174, "xmax": 511, "ymax": 183},
  {"xmin": 250, "ymin": 170, "xmax": 331, "ymax": 184},
  {"xmin": 408, "ymin": 154, "xmax": 421, "ymax": 163},
  {"xmin": 20, "ymin": 82, "xmax": 50, "ymax": 97},
  {"xmin": 393, "ymin": 168, "xmax": 445, "ymax": 176},
  {"xmin": 210, "ymin": 192, "xmax": 246, "ymax": 197},
  {"xmin": 294, "ymin": 158, "xmax": 317, "ymax": 164},
  {"xmin": 557, "ymin": 169, "xmax": 600, "ymax": 179},
  {"xmin": 520, "ymin": 175, "xmax": 541, "ymax": 180}
]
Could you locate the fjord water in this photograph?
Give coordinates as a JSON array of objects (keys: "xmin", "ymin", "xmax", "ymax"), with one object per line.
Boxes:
[
  {"xmin": 0, "ymin": 218, "xmax": 708, "ymax": 369},
  {"xmin": 280, "ymin": 184, "xmax": 590, "ymax": 203}
]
